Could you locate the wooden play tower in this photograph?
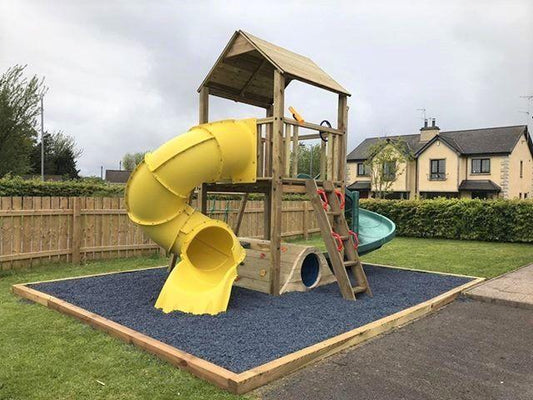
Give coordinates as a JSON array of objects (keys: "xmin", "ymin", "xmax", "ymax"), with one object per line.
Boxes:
[{"xmin": 196, "ymin": 30, "xmax": 367, "ymax": 297}]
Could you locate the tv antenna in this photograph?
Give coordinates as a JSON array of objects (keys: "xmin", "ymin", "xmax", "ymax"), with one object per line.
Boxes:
[
  {"xmin": 519, "ymin": 95, "xmax": 533, "ymax": 124},
  {"xmin": 416, "ymin": 108, "xmax": 427, "ymax": 125}
]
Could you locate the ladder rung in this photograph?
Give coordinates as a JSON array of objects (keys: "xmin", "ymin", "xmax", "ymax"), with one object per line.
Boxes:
[
  {"xmin": 305, "ymin": 179, "xmax": 371, "ymax": 300},
  {"xmin": 353, "ymin": 286, "xmax": 367, "ymax": 294},
  {"xmin": 344, "ymin": 260, "xmax": 358, "ymax": 267},
  {"xmin": 327, "ymin": 211, "xmax": 342, "ymax": 216}
]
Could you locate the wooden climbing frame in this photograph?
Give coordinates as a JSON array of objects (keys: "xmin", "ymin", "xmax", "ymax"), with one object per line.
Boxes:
[{"xmin": 195, "ymin": 31, "xmax": 350, "ymax": 296}]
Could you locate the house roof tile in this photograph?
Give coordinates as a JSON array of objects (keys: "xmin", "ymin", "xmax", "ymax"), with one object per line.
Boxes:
[
  {"xmin": 458, "ymin": 179, "xmax": 501, "ymax": 192},
  {"xmin": 347, "ymin": 181, "xmax": 371, "ymax": 190},
  {"xmin": 347, "ymin": 125, "xmax": 528, "ymax": 161}
]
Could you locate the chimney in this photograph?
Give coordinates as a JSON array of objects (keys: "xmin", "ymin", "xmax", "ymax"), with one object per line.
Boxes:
[{"xmin": 420, "ymin": 118, "xmax": 440, "ymax": 141}]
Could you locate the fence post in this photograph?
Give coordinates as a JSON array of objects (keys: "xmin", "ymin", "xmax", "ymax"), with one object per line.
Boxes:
[
  {"xmin": 71, "ymin": 197, "xmax": 82, "ymax": 264},
  {"xmin": 303, "ymin": 201, "xmax": 309, "ymax": 240}
]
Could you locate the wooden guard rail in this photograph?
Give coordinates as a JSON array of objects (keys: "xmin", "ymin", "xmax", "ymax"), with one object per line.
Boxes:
[{"xmin": 256, "ymin": 117, "xmax": 345, "ymax": 182}]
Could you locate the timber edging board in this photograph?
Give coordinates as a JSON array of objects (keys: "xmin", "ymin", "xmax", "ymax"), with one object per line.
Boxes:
[{"xmin": 11, "ymin": 269, "xmax": 484, "ymax": 394}]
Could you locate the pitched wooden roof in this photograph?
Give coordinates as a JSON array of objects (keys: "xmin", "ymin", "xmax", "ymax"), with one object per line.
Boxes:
[{"xmin": 198, "ymin": 30, "xmax": 350, "ymax": 108}]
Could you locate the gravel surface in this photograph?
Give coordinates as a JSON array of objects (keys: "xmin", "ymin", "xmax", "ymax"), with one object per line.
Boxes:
[{"xmin": 32, "ymin": 265, "xmax": 471, "ymax": 372}]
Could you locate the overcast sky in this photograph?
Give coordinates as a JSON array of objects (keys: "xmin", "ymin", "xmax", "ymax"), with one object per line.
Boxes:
[{"xmin": 1, "ymin": 0, "xmax": 532, "ymax": 176}]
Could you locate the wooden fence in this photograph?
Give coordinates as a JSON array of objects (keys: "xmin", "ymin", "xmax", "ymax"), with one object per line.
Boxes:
[{"xmin": 0, "ymin": 197, "xmax": 318, "ymax": 270}]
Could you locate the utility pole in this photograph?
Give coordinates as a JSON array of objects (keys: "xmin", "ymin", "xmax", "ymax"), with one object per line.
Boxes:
[{"xmin": 40, "ymin": 97, "xmax": 44, "ymax": 181}]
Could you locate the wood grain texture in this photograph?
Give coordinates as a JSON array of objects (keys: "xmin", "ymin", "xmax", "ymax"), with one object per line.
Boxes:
[
  {"xmin": 0, "ymin": 197, "xmax": 322, "ymax": 267},
  {"xmin": 269, "ymin": 69, "xmax": 285, "ymax": 295},
  {"xmin": 12, "ymin": 283, "xmax": 238, "ymax": 391}
]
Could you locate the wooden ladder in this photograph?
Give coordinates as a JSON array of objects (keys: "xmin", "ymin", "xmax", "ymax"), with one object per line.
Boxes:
[{"xmin": 305, "ymin": 179, "xmax": 372, "ymax": 300}]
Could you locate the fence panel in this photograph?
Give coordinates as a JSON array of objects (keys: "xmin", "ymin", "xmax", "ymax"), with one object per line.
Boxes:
[{"xmin": 0, "ymin": 196, "xmax": 317, "ymax": 269}]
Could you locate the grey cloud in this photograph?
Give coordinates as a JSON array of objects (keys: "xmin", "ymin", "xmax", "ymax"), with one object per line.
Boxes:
[{"xmin": 1, "ymin": 0, "xmax": 531, "ymax": 176}]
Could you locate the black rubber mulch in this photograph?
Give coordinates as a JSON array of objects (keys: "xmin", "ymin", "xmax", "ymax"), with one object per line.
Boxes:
[{"xmin": 31, "ymin": 265, "xmax": 471, "ymax": 373}]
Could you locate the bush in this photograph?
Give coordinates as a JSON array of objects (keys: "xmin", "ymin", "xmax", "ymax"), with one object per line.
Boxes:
[
  {"xmin": 360, "ymin": 198, "xmax": 533, "ymax": 243},
  {"xmin": 0, "ymin": 176, "xmax": 124, "ymax": 197},
  {"xmin": 0, "ymin": 176, "xmax": 310, "ymax": 201}
]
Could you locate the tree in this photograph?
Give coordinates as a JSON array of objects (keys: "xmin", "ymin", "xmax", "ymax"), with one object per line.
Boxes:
[
  {"xmin": 30, "ymin": 131, "xmax": 82, "ymax": 179},
  {"xmin": 0, "ymin": 65, "xmax": 46, "ymax": 176},
  {"xmin": 296, "ymin": 144, "xmax": 321, "ymax": 178},
  {"xmin": 364, "ymin": 138, "xmax": 412, "ymax": 199},
  {"xmin": 122, "ymin": 152, "xmax": 146, "ymax": 171}
]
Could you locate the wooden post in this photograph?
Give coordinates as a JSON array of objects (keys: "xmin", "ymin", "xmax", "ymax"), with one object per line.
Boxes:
[
  {"xmin": 291, "ymin": 125, "xmax": 299, "ymax": 177},
  {"xmin": 326, "ymin": 133, "xmax": 333, "ymax": 180},
  {"xmin": 263, "ymin": 106, "xmax": 273, "ymax": 240},
  {"xmin": 199, "ymin": 86, "xmax": 209, "ymax": 123},
  {"xmin": 198, "ymin": 86, "xmax": 209, "ymax": 213},
  {"xmin": 337, "ymin": 95, "xmax": 348, "ymax": 185},
  {"xmin": 256, "ymin": 124, "xmax": 264, "ymax": 177},
  {"xmin": 284, "ymin": 124, "xmax": 291, "ymax": 177},
  {"xmin": 263, "ymin": 194, "xmax": 271, "ymax": 240},
  {"xmin": 71, "ymin": 197, "xmax": 82, "ymax": 264},
  {"xmin": 332, "ymin": 134, "xmax": 339, "ymax": 181},
  {"xmin": 265, "ymin": 106, "xmax": 273, "ymax": 176},
  {"xmin": 302, "ymin": 201, "xmax": 309, "ymax": 240},
  {"xmin": 233, "ymin": 193, "xmax": 249, "ymax": 236},
  {"xmin": 320, "ymin": 140, "xmax": 326, "ymax": 179},
  {"xmin": 270, "ymin": 69, "xmax": 284, "ymax": 296}
]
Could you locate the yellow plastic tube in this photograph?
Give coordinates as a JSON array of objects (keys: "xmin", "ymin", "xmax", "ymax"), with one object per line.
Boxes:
[{"xmin": 125, "ymin": 119, "xmax": 256, "ymax": 315}]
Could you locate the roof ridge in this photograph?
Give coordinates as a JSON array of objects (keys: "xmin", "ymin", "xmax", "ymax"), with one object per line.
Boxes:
[
  {"xmin": 359, "ymin": 125, "xmax": 526, "ymax": 142},
  {"xmin": 439, "ymin": 134, "xmax": 465, "ymax": 153},
  {"xmin": 441, "ymin": 125, "xmax": 527, "ymax": 134},
  {"xmin": 362, "ymin": 133, "xmax": 420, "ymax": 140}
]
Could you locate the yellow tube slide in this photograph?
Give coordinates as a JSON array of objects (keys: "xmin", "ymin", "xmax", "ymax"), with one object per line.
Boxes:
[{"xmin": 125, "ymin": 119, "xmax": 256, "ymax": 315}]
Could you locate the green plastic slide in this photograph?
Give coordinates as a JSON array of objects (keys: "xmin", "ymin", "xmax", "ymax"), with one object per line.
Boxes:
[
  {"xmin": 355, "ymin": 208, "xmax": 396, "ymax": 255},
  {"xmin": 345, "ymin": 189, "xmax": 396, "ymax": 255},
  {"xmin": 296, "ymin": 174, "xmax": 395, "ymax": 255}
]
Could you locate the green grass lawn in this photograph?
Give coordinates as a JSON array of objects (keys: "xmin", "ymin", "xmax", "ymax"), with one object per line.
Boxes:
[
  {"xmin": 292, "ymin": 236, "xmax": 533, "ymax": 278},
  {"xmin": 0, "ymin": 256, "xmax": 247, "ymax": 400},
  {"xmin": 2, "ymin": 238, "xmax": 533, "ymax": 399}
]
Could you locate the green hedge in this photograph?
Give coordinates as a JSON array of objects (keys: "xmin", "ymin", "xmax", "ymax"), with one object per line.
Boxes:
[
  {"xmin": 0, "ymin": 176, "xmax": 310, "ymax": 201},
  {"xmin": 360, "ymin": 198, "xmax": 533, "ymax": 243},
  {"xmin": 0, "ymin": 176, "xmax": 124, "ymax": 197}
]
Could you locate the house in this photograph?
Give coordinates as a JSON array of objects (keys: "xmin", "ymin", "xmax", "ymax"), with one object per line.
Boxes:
[
  {"xmin": 105, "ymin": 169, "xmax": 131, "ymax": 184},
  {"xmin": 346, "ymin": 120, "xmax": 533, "ymax": 199}
]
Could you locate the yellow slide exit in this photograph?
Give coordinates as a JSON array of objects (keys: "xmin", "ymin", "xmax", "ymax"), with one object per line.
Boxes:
[{"xmin": 125, "ymin": 119, "xmax": 257, "ymax": 315}]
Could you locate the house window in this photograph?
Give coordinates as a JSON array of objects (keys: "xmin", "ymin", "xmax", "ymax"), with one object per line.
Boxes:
[
  {"xmin": 472, "ymin": 192, "xmax": 489, "ymax": 200},
  {"xmin": 383, "ymin": 161, "xmax": 396, "ymax": 180},
  {"xmin": 471, "ymin": 158, "xmax": 490, "ymax": 174},
  {"xmin": 430, "ymin": 159, "xmax": 446, "ymax": 180},
  {"xmin": 357, "ymin": 162, "xmax": 369, "ymax": 176},
  {"xmin": 520, "ymin": 160, "xmax": 523, "ymax": 178}
]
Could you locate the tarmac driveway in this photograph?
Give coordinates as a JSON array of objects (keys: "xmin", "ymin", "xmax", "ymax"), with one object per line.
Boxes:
[{"xmin": 257, "ymin": 299, "xmax": 533, "ymax": 400}]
